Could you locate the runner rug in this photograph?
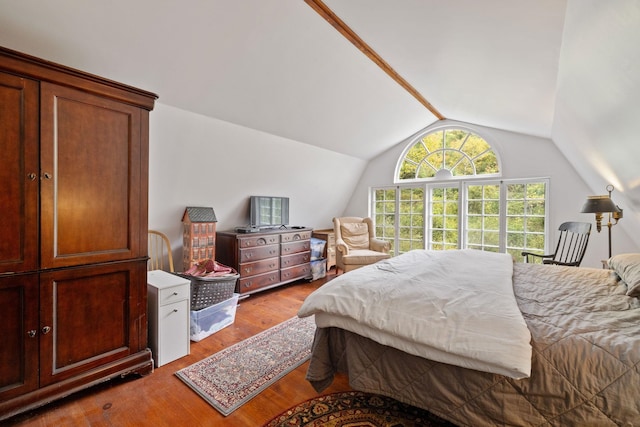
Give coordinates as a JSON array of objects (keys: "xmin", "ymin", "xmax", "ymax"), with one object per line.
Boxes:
[
  {"xmin": 175, "ymin": 315, "xmax": 316, "ymax": 416},
  {"xmin": 263, "ymin": 391, "xmax": 458, "ymax": 427}
]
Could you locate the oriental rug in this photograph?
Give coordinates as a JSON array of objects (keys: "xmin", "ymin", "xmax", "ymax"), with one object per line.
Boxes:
[
  {"xmin": 263, "ymin": 391, "xmax": 457, "ymax": 427},
  {"xmin": 175, "ymin": 315, "xmax": 316, "ymax": 416}
]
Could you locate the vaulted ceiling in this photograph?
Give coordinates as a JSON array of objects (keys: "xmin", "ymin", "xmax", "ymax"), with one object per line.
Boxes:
[
  {"xmin": 0, "ymin": 0, "xmax": 567, "ymax": 160},
  {"xmin": 2, "ymin": 1, "xmax": 640, "ymax": 236}
]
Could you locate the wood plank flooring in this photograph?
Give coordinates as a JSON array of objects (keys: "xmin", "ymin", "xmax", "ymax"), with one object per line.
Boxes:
[{"xmin": 5, "ymin": 271, "xmax": 351, "ymax": 426}]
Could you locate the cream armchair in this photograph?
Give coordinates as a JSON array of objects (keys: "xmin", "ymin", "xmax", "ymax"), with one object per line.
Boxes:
[{"xmin": 333, "ymin": 216, "xmax": 391, "ymax": 273}]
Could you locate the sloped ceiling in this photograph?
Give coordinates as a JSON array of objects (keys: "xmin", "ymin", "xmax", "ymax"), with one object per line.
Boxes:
[{"xmin": 0, "ymin": 0, "xmax": 566, "ymax": 160}]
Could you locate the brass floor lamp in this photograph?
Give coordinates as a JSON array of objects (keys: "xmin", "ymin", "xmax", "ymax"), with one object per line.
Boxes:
[{"xmin": 580, "ymin": 185, "xmax": 623, "ymax": 259}]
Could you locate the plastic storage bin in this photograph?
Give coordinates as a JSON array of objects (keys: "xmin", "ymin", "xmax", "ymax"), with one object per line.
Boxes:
[
  {"xmin": 310, "ymin": 258, "xmax": 326, "ymax": 280},
  {"xmin": 310, "ymin": 237, "xmax": 326, "ymax": 260},
  {"xmin": 189, "ymin": 293, "xmax": 239, "ymax": 342}
]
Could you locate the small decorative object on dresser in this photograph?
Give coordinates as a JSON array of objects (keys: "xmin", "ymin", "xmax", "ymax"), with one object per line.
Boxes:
[{"xmin": 216, "ymin": 228, "xmax": 313, "ymax": 295}]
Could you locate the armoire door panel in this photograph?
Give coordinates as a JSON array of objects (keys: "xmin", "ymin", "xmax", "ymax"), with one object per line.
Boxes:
[
  {"xmin": 0, "ymin": 72, "xmax": 39, "ymax": 274},
  {"xmin": 39, "ymin": 261, "xmax": 145, "ymax": 387},
  {"xmin": 0, "ymin": 274, "xmax": 39, "ymax": 400},
  {"xmin": 39, "ymin": 82, "xmax": 143, "ymax": 269}
]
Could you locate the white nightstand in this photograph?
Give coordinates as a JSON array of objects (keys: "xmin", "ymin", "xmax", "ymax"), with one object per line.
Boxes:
[{"xmin": 147, "ymin": 270, "xmax": 190, "ymax": 367}]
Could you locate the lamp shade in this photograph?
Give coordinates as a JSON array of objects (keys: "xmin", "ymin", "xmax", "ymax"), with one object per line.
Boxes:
[{"xmin": 580, "ymin": 195, "xmax": 620, "ymax": 213}]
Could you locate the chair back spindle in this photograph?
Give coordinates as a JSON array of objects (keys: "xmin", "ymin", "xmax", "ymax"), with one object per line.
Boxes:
[
  {"xmin": 522, "ymin": 221, "xmax": 591, "ymax": 267},
  {"xmin": 148, "ymin": 230, "xmax": 175, "ymax": 272}
]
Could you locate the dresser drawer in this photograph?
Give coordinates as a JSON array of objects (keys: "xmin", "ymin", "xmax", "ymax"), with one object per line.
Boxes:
[
  {"xmin": 237, "ymin": 271, "xmax": 280, "ymax": 294},
  {"xmin": 157, "ymin": 284, "xmax": 190, "ymax": 306},
  {"xmin": 281, "ymin": 252, "xmax": 310, "ymax": 269},
  {"xmin": 281, "ymin": 230, "xmax": 312, "ymax": 242},
  {"xmin": 238, "ymin": 234, "xmax": 280, "ymax": 248},
  {"xmin": 240, "ymin": 244, "xmax": 280, "ymax": 263},
  {"xmin": 281, "ymin": 240, "xmax": 310, "ymax": 255},
  {"xmin": 238, "ymin": 257, "xmax": 279, "ymax": 277},
  {"xmin": 281, "ymin": 263, "xmax": 311, "ymax": 282}
]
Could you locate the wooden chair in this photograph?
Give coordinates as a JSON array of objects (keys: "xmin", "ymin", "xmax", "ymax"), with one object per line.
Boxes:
[
  {"xmin": 521, "ymin": 221, "xmax": 591, "ymax": 267},
  {"xmin": 334, "ymin": 216, "xmax": 391, "ymax": 273},
  {"xmin": 148, "ymin": 230, "xmax": 175, "ymax": 272}
]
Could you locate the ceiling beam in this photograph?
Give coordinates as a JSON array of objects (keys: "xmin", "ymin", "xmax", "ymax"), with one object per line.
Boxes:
[{"xmin": 305, "ymin": 0, "xmax": 445, "ymax": 120}]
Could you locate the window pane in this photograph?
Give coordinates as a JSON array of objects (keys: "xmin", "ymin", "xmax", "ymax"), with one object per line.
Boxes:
[
  {"xmin": 399, "ymin": 161, "xmax": 418, "ymax": 180},
  {"xmin": 444, "ymin": 130, "xmax": 468, "ymax": 150},
  {"xmin": 506, "ymin": 182, "xmax": 547, "ymax": 260},
  {"xmin": 423, "ymin": 131, "xmax": 443, "ymax": 152},
  {"xmin": 429, "ymin": 186, "xmax": 459, "ymax": 250},
  {"xmin": 397, "ymin": 128, "xmax": 499, "ymax": 181},
  {"xmin": 452, "ymin": 158, "xmax": 474, "ymax": 176}
]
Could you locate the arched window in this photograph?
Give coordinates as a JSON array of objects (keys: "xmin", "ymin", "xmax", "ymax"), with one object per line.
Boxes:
[
  {"xmin": 396, "ymin": 127, "xmax": 500, "ymax": 182},
  {"xmin": 374, "ymin": 125, "xmax": 548, "ymax": 259}
]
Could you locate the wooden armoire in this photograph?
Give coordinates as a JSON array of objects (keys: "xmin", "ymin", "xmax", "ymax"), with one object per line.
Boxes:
[{"xmin": 0, "ymin": 46, "xmax": 157, "ymax": 420}]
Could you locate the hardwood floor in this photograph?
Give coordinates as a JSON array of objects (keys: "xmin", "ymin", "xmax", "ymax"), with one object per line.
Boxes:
[{"xmin": 4, "ymin": 271, "xmax": 351, "ymax": 426}]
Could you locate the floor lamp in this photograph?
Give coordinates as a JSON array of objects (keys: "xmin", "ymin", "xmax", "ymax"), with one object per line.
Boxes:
[{"xmin": 580, "ymin": 185, "xmax": 623, "ymax": 259}]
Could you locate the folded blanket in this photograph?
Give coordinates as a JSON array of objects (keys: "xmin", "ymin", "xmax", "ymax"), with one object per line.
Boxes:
[{"xmin": 298, "ymin": 249, "xmax": 532, "ymax": 379}]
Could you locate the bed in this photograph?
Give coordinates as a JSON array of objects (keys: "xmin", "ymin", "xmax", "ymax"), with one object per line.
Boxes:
[{"xmin": 297, "ymin": 249, "xmax": 640, "ymax": 426}]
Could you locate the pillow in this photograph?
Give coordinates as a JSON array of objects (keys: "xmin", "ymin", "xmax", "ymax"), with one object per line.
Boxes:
[
  {"xmin": 340, "ymin": 222, "xmax": 370, "ymax": 250},
  {"xmin": 608, "ymin": 253, "xmax": 640, "ymax": 297}
]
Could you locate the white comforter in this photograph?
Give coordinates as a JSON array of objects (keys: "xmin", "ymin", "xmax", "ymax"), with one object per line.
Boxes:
[{"xmin": 298, "ymin": 249, "xmax": 532, "ymax": 379}]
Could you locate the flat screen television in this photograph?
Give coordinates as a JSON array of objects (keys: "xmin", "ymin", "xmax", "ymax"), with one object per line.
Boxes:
[{"xmin": 250, "ymin": 196, "xmax": 289, "ymax": 228}]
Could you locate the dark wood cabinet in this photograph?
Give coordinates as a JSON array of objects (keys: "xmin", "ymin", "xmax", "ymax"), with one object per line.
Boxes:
[
  {"xmin": 0, "ymin": 70, "xmax": 39, "ymax": 274},
  {"xmin": 216, "ymin": 228, "xmax": 313, "ymax": 295},
  {"xmin": 0, "ymin": 274, "xmax": 39, "ymax": 402},
  {"xmin": 0, "ymin": 46, "xmax": 156, "ymax": 421}
]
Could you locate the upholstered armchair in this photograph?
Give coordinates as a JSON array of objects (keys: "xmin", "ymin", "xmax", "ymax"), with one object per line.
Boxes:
[{"xmin": 333, "ymin": 216, "xmax": 391, "ymax": 273}]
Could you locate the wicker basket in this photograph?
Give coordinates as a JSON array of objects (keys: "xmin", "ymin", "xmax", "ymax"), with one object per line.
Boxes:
[{"xmin": 177, "ymin": 273, "xmax": 239, "ymax": 310}]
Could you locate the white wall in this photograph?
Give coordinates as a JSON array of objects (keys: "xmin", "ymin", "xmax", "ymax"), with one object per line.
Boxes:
[
  {"xmin": 148, "ymin": 99, "xmax": 638, "ymax": 270},
  {"xmin": 342, "ymin": 120, "xmax": 637, "ymax": 268},
  {"xmin": 148, "ymin": 103, "xmax": 367, "ymax": 268},
  {"xmin": 552, "ymin": 0, "xmax": 640, "ymax": 253}
]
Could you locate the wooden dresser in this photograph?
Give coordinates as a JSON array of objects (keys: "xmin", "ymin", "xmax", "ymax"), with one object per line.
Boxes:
[
  {"xmin": 0, "ymin": 46, "xmax": 156, "ymax": 421},
  {"xmin": 216, "ymin": 228, "xmax": 313, "ymax": 295},
  {"xmin": 312, "ymin": 229, "xmax": 336, "ymax": 270}
]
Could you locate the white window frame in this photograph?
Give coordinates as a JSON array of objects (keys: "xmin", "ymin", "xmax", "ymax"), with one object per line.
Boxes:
[{"xmin": 371, "ymin": 178, "xmax": 550, "ymax": 257}]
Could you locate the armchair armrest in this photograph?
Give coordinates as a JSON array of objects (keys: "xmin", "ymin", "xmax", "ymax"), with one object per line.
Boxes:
[
  {"xmin": 521, "ymin": 251, "xmax": 553, "ymax": 263},
  {"xmin": 335, "ymin": 238, "xmax": 349, "ymax": 255},
  {"xmin": 370, "ymin": 238, "xmax": 390, "ymax": 253}
]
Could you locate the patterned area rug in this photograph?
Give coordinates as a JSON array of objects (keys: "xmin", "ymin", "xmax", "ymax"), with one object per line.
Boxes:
[
  {"xmin": 175, "ymin": 315, "xmax": 316, "ymax": 416},
  {"xmin": 263, "ymin": 391, "xmax": 458, "ymax": 427}
]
